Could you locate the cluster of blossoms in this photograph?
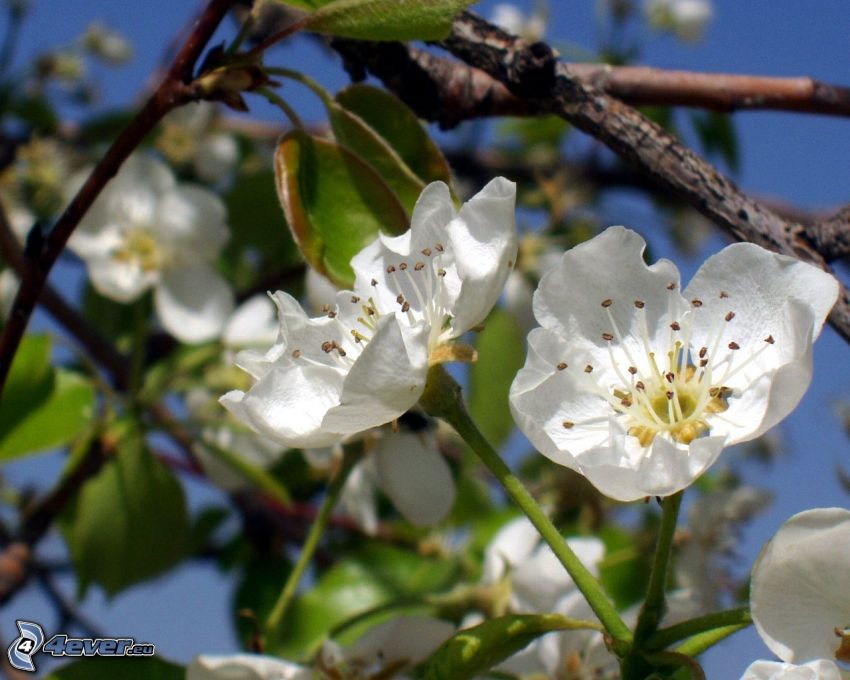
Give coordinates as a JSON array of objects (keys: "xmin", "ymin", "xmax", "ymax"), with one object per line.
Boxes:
[{"xmin": 644, "ymin": 0, "xmax": 713, "ymax": 42}]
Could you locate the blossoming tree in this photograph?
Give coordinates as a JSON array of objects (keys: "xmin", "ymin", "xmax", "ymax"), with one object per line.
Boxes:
[{"xmin": 0, "ymin": 1, "xmax": 849, "ymax": 679}]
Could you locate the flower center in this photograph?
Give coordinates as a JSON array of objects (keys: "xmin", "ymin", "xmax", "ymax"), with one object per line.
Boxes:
[
  {"xmin": 557, "ymin": 289, "xmax": 776, "ymax": 448},
  {"xmin": 114, "ymin": 228, "xmax": 162, "ymax": 272}
]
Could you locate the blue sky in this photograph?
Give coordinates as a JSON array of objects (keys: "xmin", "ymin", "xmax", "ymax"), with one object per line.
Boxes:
[{"xmin": 3, "ymin": 1, "xmax": 850, "ymax": 677}]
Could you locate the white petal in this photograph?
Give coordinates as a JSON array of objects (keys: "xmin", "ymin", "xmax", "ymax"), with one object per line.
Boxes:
[
  {"xmin": 374, "ymin": 430, "xmax": 455, "ymax": 526},
  {"xmin": 220, "ymin": 363, "xmax": 345, "ymax": 449},
  {"xmin": 533, "ymin": 226, "xmax": 684, "ymax": 351},
  {"xmin": 339, "ymin": 459, "xmax": 379, "ymax": 535},
  {"xmin": 347, "ymin": 615, "xmax": 454, "ymax": 668},
  {"xmin": 483, "ymin": 517, "xmax": 542, "ymax": 583},
  {"xmin": 223, "ymin": 295, "xmax": 279, "ymax": 348},
  {"xmin": 751, "ymin": 508, "xmax": 850, "ymax": 663},
  {"xmin": 686, "ymin": 245, "xmax": 837, "ymax": 440},
  {"xmin": 157, "ymin": 264, "xmax": 235, "ymax": 343},
  {"xmin": 321, "ymin": 315, "xmax": 429, "ymax": 434},
  {"xmin": 195, "ymin": 132, "xmax": 239, "ymax": 183},
  {"xmin": 156, "ymin": 184, "xmax": 229, "ymax": 259},
  {"xmin": 740, "ymin": 659, "xmax": 843, "ymax": 680},
  {"xmin": 304, "ymin": 268, "xmax": 339, "ymax": 314},
  {"xmin": 446, "ymin": 177, "xmax": 518, "ymax": 335},
  {"xmin": 87, "ymin": 251, "xmax": 158, "ymax": 302},
  {"xmin": 187, "ymin": 653, "xmax": 310, "ymax": 680}
]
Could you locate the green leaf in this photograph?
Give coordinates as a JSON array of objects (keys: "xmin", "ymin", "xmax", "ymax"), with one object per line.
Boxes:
[
  {"xmin": 275, "ymin": 129, "xmax": 408, "ymax": 287},
  {"xmin": 273, "ymin": 0, "xmax": 331, "ymax": 9},
  {"xmin": 0, "ymin": 370, "xmax": 95, "ymax": 460},
  {"xmin": 44, "ymin": 657, "xmax": 183, "ymax": 680},
  {"xmin": 307, "ymin": 0, "xmax": 476, "ymax": 41},
  {"xmin": 0, "ymin": 335, "xmax": 95, "ymax": 461},
  {"xmin": 416, "ymin": 614, "xmax": 578, "ymax": 680},
  {"xmin": 336, "ymin": 84, "xmax": 452, "ymax": 186},
  {"xmin": 66, "ymin": 432, "xmax": 189, "ymax": 596},
  {"xmin": 468, "ymin": 309, "xmax": 525, "ymax": 450}
]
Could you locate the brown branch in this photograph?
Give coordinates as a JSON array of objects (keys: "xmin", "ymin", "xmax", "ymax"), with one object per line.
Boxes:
[
  {"xmin": 0, "ymin": 0, "xmax": 237, "ymax": 402},
  {"xmin": 810, "ymin": 205, "xmax": 850, "ymax": 260}
]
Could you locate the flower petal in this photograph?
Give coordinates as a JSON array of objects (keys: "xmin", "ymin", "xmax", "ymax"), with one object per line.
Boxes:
[
  {"xmin": 187, "ymin": 653, "xmax": 310, "ymax": 680},
  {"xmin": 156, "ymin": 184, "xmax": 229, "ymax": 259},
  {"xmin": 447, "ymin": 177, "xmax": 518, "ymax": 335},
  {"xmin": 740, "ymin": 659, "xmax": 843, "ymax": 680},
  {"xmin": 346, "ymin": 615, "xmax": 454, "ymax": 668},
  {"xmin": 223, "ymin": 295, "xmax": 279, "ymax": 348},
  {"xmin": 339, "ymin": 458, "xmax": 379, "ymax": 535},
  {"xmin": 157, "ymin": 264, "xmax": 235, "ymax": 343},
  {"xmin": 751, "ymin": 508, "xmax": 850, "ymax": 664},
  {"xmin": 374, "ymin": 430, "xmax": 455, "ymax": 526},
  {"xmin": 483, "ymin": 516, "xmax": 542, "ymax": 584}
]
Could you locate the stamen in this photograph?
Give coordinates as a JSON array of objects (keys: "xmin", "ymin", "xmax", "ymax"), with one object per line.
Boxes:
[
  {"xmin": 351, "ymin": 295, "xmax": 360, "ymax": 303},
  {"xmin": 371, "ymin": 278, "xmax": 378, "ymax": 286},
  {"xmin": 321, "ymin": 341, "xmax": 334, "ymax": 353},
  {"xmin": 602, "ymin": 332, "xmax": 614, "ymax": 341},
  {"xmin": 691, "ymin": 299, "xmax": 703, "ymax": 307},
  {"xmin": 399, "ymin": 263, "xmax": 408, "ymax": 271},
  {"xmin": 421, "ymin": 248, "xmax": 432, "ymax": 256},
  {"xmin": 557, "ymin": 362, "xmax": 567, "ymax": 370},
  {"xmin": 728, "ymin": 342, "xmax": 740, "ymax": 350},
  {"xmin": 720, "ymin": 291, "xmax": 729, "ymax": 298},
  {"xmin": 601, "ymin": 299, "xmax": 613, "ymax": 308},
  {"xmin": 292, "ymin": 349, "xmax": 301, "ymax": 358},
  {"xmin": 764, "ymin": 335, "xmax": 775, "ymax": 344},
  {"xmin": 670, "ymin": 321, "xmax": 681, "ymax": 331},
  {"xmin": 725, "ymin": 311, "xmax": 736, "ymax": 322},
  {"xmin": 667, "ymin": 282, "xmax": 676, "ymax": 290},
  {"xmin": 584, "ymin": 365, "xmax": 594, "ymax": 373},
  {"xmin": 562, "ymin": 420, "xmax": 574, "ymax": 429},
  {"xmin": 414, "ymin": 262, "xmax": 425, "ymax": 271},
  {"xmin": 634, "ymin": 300, "xmax": 645, "ymax": 309},
  {"xmin": 386, "ymin": 265, "xmax": 396, "ymax": 273},
  {"xmin": 435, "ymin": 243, "xmax": 444, "ymax": 252}
]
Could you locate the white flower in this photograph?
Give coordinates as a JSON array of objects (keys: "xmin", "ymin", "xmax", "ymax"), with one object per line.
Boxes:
[
  {"xmin": 491, "ymin": 2, "xmax": 546, "ymax": 41},
  {"xmin": 223, "ymin": 295, "xmax": 280, "ymax": 349},
  {"xmin": 187, "ymin": 653, "xmax": 311, "ymax": 680},
  {"xmin": 741, "ymin": 659, "xmax": 843, "ymax": 680},
  {"xmin": 158, "ymin": 101, "xmax": 239, "ymax": 183},
  {"xmin": 69, "ymin": 154, "xmax": 234, "ymax": 343},
  {"xmin": 510, "ymin": 226, "xmax": 838, "ymax": 501},
  {"xmin": 221, "ymin": 178, "xmax": 517, "ymax": 449},
  {"xmin": 750, "ymin": 508, "xmax": 850, "ymax": 671},
  {"xmin": 645, "ymin": 0, "xmax": 713, "ymax": 42}
]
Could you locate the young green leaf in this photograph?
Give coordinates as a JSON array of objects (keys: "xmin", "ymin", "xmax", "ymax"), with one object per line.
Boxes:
[
  {"xmin": 336, "ymin": 84, "xmax": 452, "ymax": 186},
  {"xmin": 307, "ymin": 0, "xmax": 477, "ymax": 41},
  {"xmin": 274, "ymin": 129, "xmax": 408, "ymax": 288},
  {"xmin": 65, "ymin": 431, "xmax": 189, "ymax": 596}
]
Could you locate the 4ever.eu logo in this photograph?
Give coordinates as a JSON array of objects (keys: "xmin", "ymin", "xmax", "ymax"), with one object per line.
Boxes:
[{"xmin": 6, "ymin": 619, "xmax": 155, "ymax": 673}]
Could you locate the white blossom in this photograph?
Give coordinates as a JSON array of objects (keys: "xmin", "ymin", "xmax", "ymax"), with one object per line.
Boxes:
[
  {"xmin": 740, "ymin": 659, "xmax": 843, "ymax": 680},
  {"xmin": 510, "ymin": 226, "xmax": 838, "ymax": 501},
  {"xmin": 749, "ymin": 508, "xmax": 850, "ymax": 672},
  {"xmin": 187, "ymin": 653, "xmax": 311, "ymax": 680},
  {"xmin": 645, "ymin": 0, "xmax": 713, "ymax": 42},
  {"xmin": 69, "ymin": 154, "xmax": 234, "ymax": 343},
  {"xmin": 491, "ymin": 2, "xmax": 547, "ymax": 41},
  {"xmin": 221, "ymin": 178, "xmax": 517, "ymax": 449}
]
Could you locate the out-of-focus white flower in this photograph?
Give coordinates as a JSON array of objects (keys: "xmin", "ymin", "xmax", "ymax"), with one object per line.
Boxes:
[
  {"xmin": 69, "ymin": 154, "xmax": 234, "ymax": 344},
  {"xmin": 221, "ymin": 178, "xmax": 517, "ymax": 449},
  {"xmin": 82, "ymin": 22, "xmax": 132, "ymax": 64},
  {"xmin": 187, "ymin": 653, "xmax": 310, "ymax": 680},
  {"xmin": 749, "ymin": 508, "xmax": 850, "ymax": 671},
  {"xmin": 491, "ymin": 2, "xmax": 547, "ymax": 41},
  {"xmin": 645, "ymin": 0, "xmax": 712, "ymax": 42},
  {"xmin": 158, "ymin": 101, "xmax": 239, "ymax": 183},
  {"xmin": 510, "ymin": 226, "xmax": 838, "ymax": 501},
  {"xmin": 223, "ymin": 295, "xmax": 280, "ymax": 349},
  {"xmin": 677, "ymin": 485, "xmax": 770, "ymax": 610},
  {"xmin": 740, "ymin": 659, "xmax": 843, "ymax": 680}
]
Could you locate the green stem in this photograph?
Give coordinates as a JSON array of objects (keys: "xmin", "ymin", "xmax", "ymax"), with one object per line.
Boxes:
[
  {"xmin": 256, "ymin": 86, "xmax": 303, "ymax": 128},
  {"xmin": 265, "ymin": 66, "xmax": 335, "ymax": 108},
  {"xmin": 265, "ymin": 444, "xmax": 361, "ymax": 638},
  {"xmin": 646, "ymin": 606, "xmax": 751, "ymax": 651},
  {"xmin": 675, "ymin": 623, "xmax": 750, "ymax": 657},
  {"xmin": 204, "ymin": 442, "xmax": 292, "ymax": 508},
  {"xmin": 633, "ymin": 491, "xmax": 684, "ymax": 644},
  {"xmin": 421, "ymin": 366, "xmax": 631, "ymax": 645}
]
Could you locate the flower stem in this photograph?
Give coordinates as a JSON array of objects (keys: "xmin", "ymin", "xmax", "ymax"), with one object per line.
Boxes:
[
  {"xmin": 420, "ymin": 366, "xmax": 632, "ymax": 646},
  {"xmin": 633, "ymin": 491, "xmax": 684, "ymax": 645},
  {"xmin": 646, "ymin": 606, "xmax": 751, "ymax": 651},
  {"xmin": 675, "ymin": 623, "xmax": 750, "ymax": 657},
  {"xmin": 265, "ymin": 444, "xmax": 361, "ymax": 640}
]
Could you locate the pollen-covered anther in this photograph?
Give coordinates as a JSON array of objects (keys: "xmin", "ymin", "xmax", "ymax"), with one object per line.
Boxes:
[
  {"xmin": 667, "ymin": 282, "xmax": 676, "ymax": 290},
  {"xmin": 327, "ymin": 310, "xmax": 337, "ymax": 318},
  {"xmin": 396, "ymin": 294, "xmax": 404, "ymax": 304},
  {"xmin": 764, "ymin": 335, "xmax": 775, "ymax": 344},
  {"xmin": 435, "ymin": 242, "xmax": 444, "ymax": 252},
  {"xmin": 414, "ymin": 262, "xmax": 425, "ymax": 271},
  {"xmin": 421, "ymin": 248, "xmax": 432, "ymax": 256},
  {"xmin": 556, "ymin": 362, "xmax": 567, "ymax": 370},
  {"xmin": 728, "ymin": 341, "xmax": 740, "ymax": 350},
  {"xmin": 665, "ymin": 372, "xmax": 675, "ymax": 383},
  {"xmin": 601, "ymin": 298, "xmax": 613, "ymax": 308},
  {"xmin": 562, "ymin": 420, "xmax": 574, "ymax": 429},
  {"xmin": 670, "ymin": 321, "xmax": 681, "ymax": 331},
  {"xmin": 370, "ymin": 278, "xmax": 378, "ymax": 286},
  {"xmin": 584, "ymin": 364, "xmax": 594, "ymax": 373},
  {"xmin": 321, "ymin": 341, "xmax": 334, "ymax": 353},
  {"xmin": 699, "ymin": 347, "xmax": 708, "ymax": 358},
  {"xmin": 602, "ymin": 332, "xmax": 614, "ymax": 341},
  {"xmin": 720, "ymin": 290, "xmax": 729, "ymax": 298},
  {"xmin": 634, "ymin": 300, "xmax": 645, "ymax": 309},
  {"xmin": 386, "ymin": 265, "xmax": 396, "ymax": 273},
  {"xmin": 437, "ymin": 269, "xmax": 447, "ymax": 277},
  {"xmin": 628, "ymin": 366, "xmax": 638, "ymax": 374},
  {"xmin": 691, "ymin": 298, "xmax": 703, "ymax": 307},
  {"xmin": 725, "ymin": 311, "xmax": 736, "ymax": 322},
  {"xmin": 399, "ymin": 262, "xmax": 408, "ymax": 271},
  {"xmin": 351, "ymin": 295, "xmax": 360, "ymax": 303},
  {"xmin": 291, "ymin": 349, "xmax": 302, "ymax": 358},
  {"xmin": 401, "ymin": 302, "xmax": 410, "ymax": 313},
  {"xmin": 666, "ymin": 391, "xmax": 674, "ymax": 399}
]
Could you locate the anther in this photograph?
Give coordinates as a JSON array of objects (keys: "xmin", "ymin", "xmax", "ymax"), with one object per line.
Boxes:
[
  {"xmin": 556, "ymin": 362, "xmax": 567, "ymax": 370},
  {"xmin": 764, "ymin": 335, "xmax": 775, "ymax": 344},
  {"xmin": 584, "ymin": 364, "xmax": 594, "ymax": 373},
  {"xmin": 700, "ymin": 358, "xmax": 708, "ymax": 367},
  {"xmin": 666, "ymin": 391, "xmax": 674, "ymax": 399},
  {"xmin": 670, "ymin": 322, "xmax": 680, "ymax": 331},
  {"xmin": 634, "ymin": 300, "xmax": 645, "ymax": 309},
  {"xmin": 602, "ymin": 332, "xmax": 614, "ymax": 341},
  {"xmin": 396, "ymin": 294, "xmax": 405, "ymax": 304},
  {"xmin": 371, "ymin": 278, "xmax": 378, "ymax": 286},
  {"xmin": 728, "ymin": 341, "xmax": 740, "ymax": 350},
  {"xmin": 421, "ymin": 248, "xmax": 432, "ymax": 256},
  {"xmin": 437, "ymin": 269, "xmax": 447, "ymax": 277},
  {"xmin": 667, "ymin": 283, "xmax": 676, "ymax": 290},
  {"xmin": 725, "ymin": 311, "xmax": 736, "ymax": 322},
  {"xmin": 636, "ymin": 381, "xmax": 646, "ymax": 391},
  {"xmin": 337, "ymin": 347, "xmax": 346, "ymax": 357},
  {"xmin": 601, "ymin": 299, "xmax": 613, "ymax": 308},
  {"xmin": 665, "ymin": 372, "xmax": 675, "ymax": 383},
  {"xmin": 386, "ymin": 265, "xmax": 396, "ymax": 273},
  {"xmin": 321, "ymin": 341, "xmax": 334, "ymax": 353},
  {"xmin": 399, "ymin": 263, "xmax": 408, "ymax": 271},
  {"xmin": 351, "ymin": 295, "xmax": 360, "ymax": 303},
  {"xmin": 621, "ymin": 397, "xmax": 633, "ymax": 407},
  {"xmin": 628, "ymin": 366, "xmax": 637, "ymax": 374},
  {"xmin": 327, "ymin": 311, "xmax": 336, "ymax": 318},
  {"xmin": 562, "ymin": 420, "xmax": 574, "ymax": 429},
  {"xmin": 321, "ymin": 304, "xmax": 330, "ymax": 313},
  {"xmin": 435, "ymin": 243, "xmax": 444, "ymax": 252},
  {"xmin": 401, "ymin": 302, "xmax": 410, "ymax": 312},
  {"xmin": 709, "ymin": 387, "xmax": 720, "ymax": 397},
  {"xmin": 699, "ymin": 347, "xmax": 707, "ymax": 358},
  {"xmin": 292, "ymin": 349, "xmax": 302, "ymax": 358},
  {"xmin": 720, "ymin": 291, "xmax": 729, "ymax": 298},
  {"xmin": 691, "ymin": 299, "xmax": 703, "ymax": 307}
]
